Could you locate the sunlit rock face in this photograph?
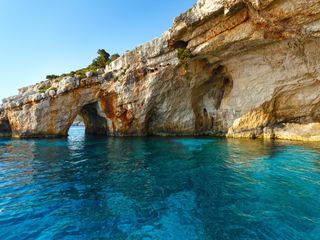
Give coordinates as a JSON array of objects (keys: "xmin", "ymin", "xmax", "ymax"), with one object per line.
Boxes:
[{"xmin": 1, "ymin": 0, "xmax": 320, "ymax": 140}]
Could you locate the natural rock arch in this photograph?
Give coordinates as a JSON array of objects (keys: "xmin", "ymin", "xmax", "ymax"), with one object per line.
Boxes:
[
  {"xmin": 5, "ymin": 84, "xmax": 105, "ymax": 138},
  {"xmin": 78, "ymin": 102, "xmax": 108, "ymax": 135}
]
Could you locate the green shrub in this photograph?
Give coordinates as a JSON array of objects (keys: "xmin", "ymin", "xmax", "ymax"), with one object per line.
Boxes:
[
  {"xmin": 38, "ymin": 84, "xmax": 51, "ymax": 93},
  {"xmin": 177, "ymin": 48, "xmax": 191, "ymax": 70},
  {"xmin": 46, "ymin": 74, "xmax": 59, "ymax": 80},
  {"xmin": 110, "ymin": 53, "xmax": 120, "ymax": 62},
  {"xmin": 76, "ymin": 72, "xmax": 86, "ymax": 80},
  {"xmin": 50, "ymin": 87, "xmax": 58, "ymax": 92},
  {"xmin": 90, "ymin": 49, "xmax": 110, "ymax": 69},
  {"xmin": 45, "ymin": 49, "xmax": 119, "ymax": 81}
]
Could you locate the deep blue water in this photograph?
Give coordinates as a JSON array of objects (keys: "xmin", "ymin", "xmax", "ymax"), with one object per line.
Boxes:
[{"xmin": 0, "ymin": 126, "xmax": 320, "ymax": 240}]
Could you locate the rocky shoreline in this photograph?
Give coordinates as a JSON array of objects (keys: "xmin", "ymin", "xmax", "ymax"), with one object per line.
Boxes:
[{"xmin": 1, "ymin": 0, "xmax": 320, "ymax": 141}]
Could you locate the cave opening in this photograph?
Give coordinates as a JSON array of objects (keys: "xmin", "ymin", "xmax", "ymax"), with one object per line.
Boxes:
[
  {"xmin": 170, "ymin": 40, "xmax": 188, "ymax": 50},
  {"xmin": 68, "ymin": 102, "xmax": 108, "ymax": 136},
  {"xmin": 192, "ymin": 65, "xmax": 233, "ymax": 135},
  {"xmin": 0, "ymin": 117, "xmax": 12, "ymax": 138}
]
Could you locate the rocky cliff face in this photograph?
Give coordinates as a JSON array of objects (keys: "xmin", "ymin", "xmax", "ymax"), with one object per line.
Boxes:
[{"xmin": 1, "ymin": 0, "xmax": 320, "ymax": 140}]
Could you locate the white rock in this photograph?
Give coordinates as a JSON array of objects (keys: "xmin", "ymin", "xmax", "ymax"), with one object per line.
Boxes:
[
  {"xmin": 58, "ymin": 77, "xmax": 79, "ymax": 92},
  {"xmin": 48, "ymin": 90, "xmax": 56, "ymax": 97},
  {"xmin": 97, "ymin": 68, "xmax": 104, "ymax": 75},
  {"xmin": 56, "ymin": 89, "xmax": 64, "ymax": 95},
  {"xmin": 41, "ymin": 93, "xmax": 48, "ymax": 99},
  {"xmin": 32, "ymin": 94, "xmax": 42, "ymax": 102},
  {"xmin": 86, "ymin": 71, "xmax": 93, "ymax": 78}
]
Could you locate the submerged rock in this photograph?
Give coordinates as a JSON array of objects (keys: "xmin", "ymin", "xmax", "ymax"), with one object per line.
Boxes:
[{"xmin": 1, "ymin": 0, "xmax": 320, "ymax": 141}]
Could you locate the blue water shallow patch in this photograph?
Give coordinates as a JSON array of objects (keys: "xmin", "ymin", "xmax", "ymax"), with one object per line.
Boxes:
[{"xmin": 0, "ymin": 127, "xmax": 320, "ymax": 239}]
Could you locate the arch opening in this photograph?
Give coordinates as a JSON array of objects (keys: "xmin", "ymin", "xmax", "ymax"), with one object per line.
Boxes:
[
  {"xmin": 69, "ymin": 102, "xmax": 108, "ymax": 136},
  {"xmin": 0, "ymin": 114, "xmax": 12, "ymax": 137}
]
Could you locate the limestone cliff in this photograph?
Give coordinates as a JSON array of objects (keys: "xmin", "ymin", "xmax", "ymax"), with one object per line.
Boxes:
[{"xmin": 1, "ymin": 0, "xmax": 320, "ymax": 141}]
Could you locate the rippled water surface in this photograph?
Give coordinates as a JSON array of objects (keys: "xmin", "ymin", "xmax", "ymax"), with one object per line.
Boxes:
[{"xmin": 1, "ymin": 126, "xmax": 320, "ymax": 239}]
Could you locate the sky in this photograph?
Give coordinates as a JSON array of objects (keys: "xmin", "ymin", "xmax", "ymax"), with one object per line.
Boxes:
[{"xmin": 0, "ymin": 0, "xmax": 196, "ymax": 100}]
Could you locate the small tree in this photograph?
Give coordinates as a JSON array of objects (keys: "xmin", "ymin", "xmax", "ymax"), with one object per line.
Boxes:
[
  {"xmin": 91, "ymin": 49, "xmax": 110, "ymax": 69},
  {"xmin": 46, "ymin": 49, "xmax": 119, "ymax": 80},
  {"xmin": 110, "ymin": 53, "xmax": 120, "ymax": 62},
  {"xmin": 98, "ymin": 49, "xmax": 110, "ymax": 60},
  {"xmin": 46, "ymin": 74, "xmax": 59, "ymax": 80}
]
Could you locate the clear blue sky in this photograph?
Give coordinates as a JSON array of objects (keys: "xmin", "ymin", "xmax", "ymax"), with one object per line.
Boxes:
[{"xmin": 0, "ymin": 0, "xmax": 196, "ymax": 100}]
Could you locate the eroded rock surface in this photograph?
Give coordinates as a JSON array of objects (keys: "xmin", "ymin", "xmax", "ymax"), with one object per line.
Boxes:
[{"xmin": 1, "ymin": 0, "xmax": 320, "ymax": 141}]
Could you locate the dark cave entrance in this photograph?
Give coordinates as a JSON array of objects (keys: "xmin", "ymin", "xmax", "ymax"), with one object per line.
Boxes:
[
  {"xmin": 0, "ymin": 117, "xmax": 12, "ymax": 137},
  {"xmin": 69, "ymin": 102, "xmax": 108, "ymax": 136},
  {"xmin": 192, "ymin": 65, "xmax": 233, "ymax": 135}
]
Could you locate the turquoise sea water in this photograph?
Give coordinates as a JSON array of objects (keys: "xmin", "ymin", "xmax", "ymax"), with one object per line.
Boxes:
[{"xmin": 0, "ymin": 126, "xmax": 320, "ymax": 240}]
